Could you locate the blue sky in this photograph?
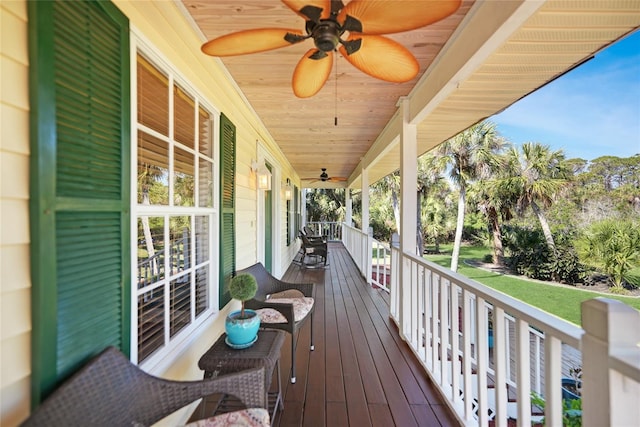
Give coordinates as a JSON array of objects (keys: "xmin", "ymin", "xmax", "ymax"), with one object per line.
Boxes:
[{"xmin": 491, "ymin": 29, "xmax": 640, "ymax": 161}]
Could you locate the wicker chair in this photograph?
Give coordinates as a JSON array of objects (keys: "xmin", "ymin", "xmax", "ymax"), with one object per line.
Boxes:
[
  {"xmin": 302, "ymin": 225, "xmax": 325, "ymax": 242},
  {"xmin": 299, "ymin": 231, "xmax": 328, "ymax": 267},
  {"xmin": 21, "ymin": 346, "xmax": 268, "ymax": 427},
  {"xmin": 239, "ymin": 262, "xmax": 315, "ymax": 384}
]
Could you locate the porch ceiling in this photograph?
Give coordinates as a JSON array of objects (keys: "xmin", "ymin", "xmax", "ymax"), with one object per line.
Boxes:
[{"xmin": 180, "ymin": 0, "xmax": 640, "ymax": 189}]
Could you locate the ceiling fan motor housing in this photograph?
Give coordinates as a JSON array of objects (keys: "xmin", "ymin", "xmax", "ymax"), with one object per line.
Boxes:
[{"xmin": 312, "ymin": 20, "xmax": 341, "ymax": 52}]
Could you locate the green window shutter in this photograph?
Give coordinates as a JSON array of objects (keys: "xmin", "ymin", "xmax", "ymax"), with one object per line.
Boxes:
[
  {"xmin": 219, "ymin": 113, "xmax": 236, "ymax": 309},
  {"xmin": 28, "ymin": 0, "xmax": 130, "ymax": 405}
]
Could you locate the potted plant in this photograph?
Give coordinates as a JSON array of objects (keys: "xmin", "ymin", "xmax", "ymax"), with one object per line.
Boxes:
[
  {"xmin": 562, "ymin": 366, "xmax": 582, "ymax": 401},
  {"xmin": 225, "ymin": 273, "xmax": 260, "ymax": 348}
]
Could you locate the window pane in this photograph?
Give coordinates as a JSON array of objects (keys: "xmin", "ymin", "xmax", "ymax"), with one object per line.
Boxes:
[
  {"xmin": 170, "ymin": 274, "xmax": 191, "ymax": 337},
  {"xmin": 199, "ymin": 107, "xmax": 213, "ymax": 157},
  {"xmin": 138, "ymin": 131, "xmax": 169, "ymax": 205},
  {"xmin": 198, "ymin": 157, "xmax": 213, "ymax": 208},
  {"xmin": 174, "ymin": 146, "xmax": 194, "ymax": 206},
  {"xmin": 195, "ymin": 215, "xmax": 209, "ymax": 264},
  {"xmin": 195, "ymin": 266, "xmax": 209, "ymax": 316},
  {"xmin": 137, "ymin": 217, "xmax": 165, "ymax": 289},
  {"xmin": 138, "ymin": 288, "xmax": 164, "ymax": 362},
  {"xmin": 174, "ymin": 84, "xmax": 195, "ymax": 149},
  {"xmin": 137, "ymin": 55, "xmax": 168, "ymax": 135},
  {"xmin": 169, "ymin": 216, "xmax": 191, "ymax": 274}
]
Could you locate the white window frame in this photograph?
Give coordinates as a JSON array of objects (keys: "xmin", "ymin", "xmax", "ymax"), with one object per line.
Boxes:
[{"xmin": 131, "ymin": 32, "xmax": 220, "ymax": 370}]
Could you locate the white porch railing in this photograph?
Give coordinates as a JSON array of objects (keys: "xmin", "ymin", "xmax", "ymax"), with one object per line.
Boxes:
[
  {"xmin": 305, "ymin": 221, "xmax": 342, "ymax": 241},
  {"xmin": 341, "ymin": 223, "xmax": 391, "ymax": 292},
  {"xmin": 341, "ymin": 229, "xmax": 640, "ymax": 427}
]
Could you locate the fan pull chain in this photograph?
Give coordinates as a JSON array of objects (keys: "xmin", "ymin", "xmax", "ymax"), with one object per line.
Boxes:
[{"xmin": 334, "ymin": 51, "xmax": 338, "ymax": 126}]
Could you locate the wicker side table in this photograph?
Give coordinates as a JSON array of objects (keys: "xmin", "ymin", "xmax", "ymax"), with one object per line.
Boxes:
[{"xmin": 198, "ymin": 330, "xmax": 285, "ymax": 421}]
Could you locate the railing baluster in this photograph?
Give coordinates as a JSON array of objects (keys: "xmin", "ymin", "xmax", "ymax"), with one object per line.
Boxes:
[
  {"xmin": 424, "ymin": 266, "xmax": 433, "ymax": 369},
  {"xmin": 439, "ymin": 277, "xmax": 449, "ymax": 391},
  {"xmin": 451, "ymin": 284, "xmax": 461, "ymax": 403},
  {"xmin": 462, "ymin": 289, "xmax": 474, "ymax": 421},
  {"xmin": 544, "ymin": 335, "xmax": 563, "ymax": 426},
  {"xmin": 420, "ymin": 265, "xmax": 427, "ymax": 362},
  {"xmin": 431, "ymin": 271, "xmax": 439, "ymax": 379},
  {"xmin": 476, "ymin": 297, "xmax": 489, "ymax": 427},
  {"xmin": 534, "ymin": 334, "xmax": 542, "ymax": 394},
  {"xmin": 410, "ymin": 259, "xmax": 418, "ymax": 348},
  {"xmin": 516, "ymin": 318, "xmax": 531, "ymax": 427},
  {"xmin": 494, "ymin": 307, "xmax": 507, "ymax": 427}
]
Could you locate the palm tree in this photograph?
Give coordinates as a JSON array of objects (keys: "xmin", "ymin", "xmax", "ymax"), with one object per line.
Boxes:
[
  {"xmin": 372, "ymin": 172, "xmax": 401, "ymax": 234},
  {"xmin": 434, "ymin": 121, "xmax": 506, "ymax": 272},
  {"xmin": 417, "ymin": 154, "xmax": 451, "ymax": 255},
  {"xmin": 422, "ymin": 190, "xmax": 454, "ymax": 254},
  {"xmin": 496, "ymin": 142, "xmax": 569, "ymax": 251},
  {"xmin": 472, "ymin": 173, "xmax": 514, "ymax": 267}
]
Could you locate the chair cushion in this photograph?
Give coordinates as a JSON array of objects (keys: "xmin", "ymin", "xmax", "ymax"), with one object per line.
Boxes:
[
  {"xmin": 184, "ymin": 408, "xmax": 270, "ymax": 427},
  {"xmin": 268, "ymin": 289, "xmax": 305, "ymax": 299},
  {"xmin": 256, "ymin": 297, "xmax": 314, "ymax": 324}
]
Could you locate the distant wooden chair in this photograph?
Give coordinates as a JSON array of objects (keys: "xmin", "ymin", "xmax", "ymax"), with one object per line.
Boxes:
[
  {"xmin": 294, "ymin": 228, "xmax": 328, "ymax": 268},
  {"xmin": 238, "ymin": 262, "xmax": 315, "ymax": 384}
]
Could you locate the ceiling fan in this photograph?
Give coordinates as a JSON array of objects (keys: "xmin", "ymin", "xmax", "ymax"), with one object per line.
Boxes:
[
  {"xmin": 303, "ymin": 168, "xmax": 348, "ymax": 182},
  {"xmin": 201, "ymin": 0, "xmax": 461, "ymax": 98}
]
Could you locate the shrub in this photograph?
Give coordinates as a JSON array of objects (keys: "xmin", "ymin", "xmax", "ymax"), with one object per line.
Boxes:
[
  {"xmin": 503, "ymin": 225, "xmax": 588, "ymax": 284},
  {"xmin": 576, "ymin": 219, "xmax": 640, "ymax": 289},
  {"xmin": 228, "ymin": 273, "xmax": 257, "ymax": 318}
]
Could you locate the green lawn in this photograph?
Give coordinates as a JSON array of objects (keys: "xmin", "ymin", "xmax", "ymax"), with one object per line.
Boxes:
[{"xmin": 424, "ymin": 245, "xmax": 640, "ymax": 326}]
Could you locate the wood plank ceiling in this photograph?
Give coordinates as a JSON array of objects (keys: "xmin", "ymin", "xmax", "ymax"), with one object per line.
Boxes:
[{"xmin": 180, "ymin": 0, "xmax": 640, "ymax": 189}]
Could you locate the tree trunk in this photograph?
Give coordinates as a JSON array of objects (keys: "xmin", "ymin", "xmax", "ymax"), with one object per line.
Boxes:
[
  {"xmin": 488, "ymin": 207, "xmax": 504, "ymax": 266},
  {"xmin": 450, "ymin": 186, "xmax": 466, "ymax": 272},
  {"xmin": 531, "ymin": 200, "xmax": 555, "ymax": 251}
]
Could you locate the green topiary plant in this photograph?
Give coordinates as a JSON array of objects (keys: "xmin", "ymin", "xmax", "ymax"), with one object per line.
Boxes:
[{"xmin": 228, "ymin": 273, "xmax": 258, "ymax": 318}]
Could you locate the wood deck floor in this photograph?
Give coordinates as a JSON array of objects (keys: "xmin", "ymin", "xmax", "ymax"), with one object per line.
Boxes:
[{"xmin": 270, "ymin": 242, "xmax": 459, "ymax": 427}]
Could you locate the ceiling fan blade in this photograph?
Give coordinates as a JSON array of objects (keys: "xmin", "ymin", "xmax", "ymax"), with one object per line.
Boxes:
[
  {"xmin": 328, "ymin": 177, "xmax": 348, "ymax": 181},
  {"xmin": 292, "ymin": 49, "xmax": 333, "ymax": 98},
  {"xmin": 202, "ymin": 28, "xmax": 304, "ymax": 57},
  {"xmin": 339, "ymin": 34, "xmax": 418, "ymax": 83},
  {"xmin": 282, "ymin": 0, "xmax": 332, "ymax": 21},
  {"xmin": 338, "ymin": 0, "xmax": 461, "ymax": 35}
]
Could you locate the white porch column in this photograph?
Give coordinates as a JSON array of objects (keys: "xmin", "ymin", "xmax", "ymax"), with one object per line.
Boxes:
[
  {"xmin": 399, "ymin": 97, "xmax": 418, "ymax": 338},
  {"xmin": 581, "ymin": 298, "xmax": 640, "ymax": 427},
  {"xmin": 361, "ymin": 169, "xmax": 369, "ymax": 232},
  {"xmin": 301, "ymin": 188, "xmax": 307, "ymax": 226},
  {"xmin": 345, "ymin": 188, "xmax": 352, "ymax": 226},
  {"xmin": 361, "ymin": 169, "xmax": 370, "ymax": 275}
]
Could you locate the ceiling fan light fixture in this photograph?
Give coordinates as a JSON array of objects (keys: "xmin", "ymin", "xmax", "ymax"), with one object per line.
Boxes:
[{"xmin": 320, "ymin": 168, "xmax": 329, "ymax": 181}]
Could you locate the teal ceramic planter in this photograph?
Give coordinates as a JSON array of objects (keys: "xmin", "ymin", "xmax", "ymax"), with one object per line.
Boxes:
[{"xmin": 225, "ymin": 309, "xmax": 260, "ymax": 347}]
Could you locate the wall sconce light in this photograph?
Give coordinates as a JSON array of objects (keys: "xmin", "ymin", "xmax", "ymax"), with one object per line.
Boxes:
[
  {"xmin": 252, "ymin": 160, "xmax": 272, "ymax": 190},
  {"xmin": 284, "ymin": 179, "xmax": 293, "ymax": 201}
]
